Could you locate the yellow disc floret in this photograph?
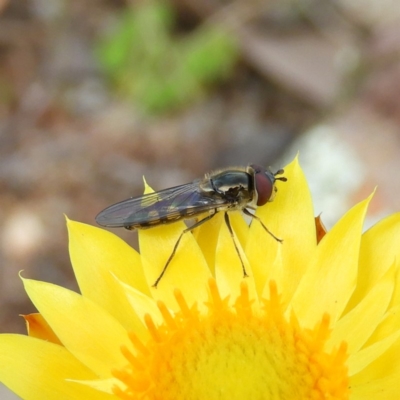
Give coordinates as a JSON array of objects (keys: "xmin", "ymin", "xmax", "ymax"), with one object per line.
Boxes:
[{"xmin": 113, "ymin": 279, "xmax": 349, "ymax": 400}]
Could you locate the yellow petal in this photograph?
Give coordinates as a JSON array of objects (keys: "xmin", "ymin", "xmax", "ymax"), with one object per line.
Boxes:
[
  {"xmin": 67, "ymin": 219, "xmax": 149, "ymax": 331},
  {"xmin": 139, "ymin": 219, "xmax": 211, "ymax": 310},
  {"xmin": 116, "ymin": 277, "xmax": 163, "ymax": 326},
  {"xmin": 215, "ymin": 215, "xmax": 257, "ymax": 303},
  {"xmin": 246, "ymin": 157, "xmax": 317, "ymax": 304},
  {"xmin": 351, "ymin": 373, "xmax": 400, "ymax": 400},
  {"xmin": 195, "ymin": 212, "xmax": 249, "ymax": 276},
  {"xmin": 139, "ymin": 179, "xmax": 212, "ymax": 308},
  {"xmin": 0, "ymin": 334, "xmax": 114, "ymax": 400},
  {"xmin": 365, "ymin": 304, "xmax": 400, "ymax": 346},
  {"xmin": 23, "ymin": 278, "xmax": 132, "ymax": 378},
  {"xmin": 291, "ymin": 193, "xmax": 373, "ymax": 328},
  {"xmin": 327, "ymin": 265, "xmax": 395, "ymax": 354},
  {"xmin": 388, "ymin": 259, "xmax": 400, "ymax": 309},
  {"xmin": 348, "ymin": 330, "xmax": 400, "ymax": 375},
  {"xmin": 351, "ymin": 336, "xmax": 400, "ymax": 384},
  {"xmin": 348, "ymin": 213, "xmax": 400, "ymax": 311},
  {"xmin": 69, "ymin": 378, "xmax": 121, "ymax": 395},
  {"xmin": 194, "ymin": 212, "xmax": 224, "ymax": 274},
  {"xmin": 227, "ymin": 211, "xmax": 250, "ymax": 248}
]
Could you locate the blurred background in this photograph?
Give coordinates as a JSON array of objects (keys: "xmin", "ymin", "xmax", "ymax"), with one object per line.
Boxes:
[{"xmin": 1, "ymin": 0, "xmax": 400, "ymax": 373}]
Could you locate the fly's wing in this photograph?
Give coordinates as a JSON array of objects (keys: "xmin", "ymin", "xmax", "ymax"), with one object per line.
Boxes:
[{"xmin": 96, "ymin": 181, "xmax": 227, "ymax": 228}]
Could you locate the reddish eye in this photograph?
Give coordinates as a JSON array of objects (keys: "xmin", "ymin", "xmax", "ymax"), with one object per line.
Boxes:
[{"xmin": 250, "ymin": 164, "xmax": 274, "ymax": 206}]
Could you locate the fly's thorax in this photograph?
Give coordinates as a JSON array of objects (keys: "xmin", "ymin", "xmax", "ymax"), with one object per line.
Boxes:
[{"xmin": 199, "ymin": 169, "xmax": 254, "ymax": 207}]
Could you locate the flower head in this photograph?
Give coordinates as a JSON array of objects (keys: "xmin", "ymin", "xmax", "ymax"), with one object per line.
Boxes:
[{"xmin": 0, "ymin": 157, "xmax": 400, "ymax": 399}]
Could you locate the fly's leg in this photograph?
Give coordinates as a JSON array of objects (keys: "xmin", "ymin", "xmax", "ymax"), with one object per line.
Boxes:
[
  {"xmin": 153, "ymin": 212, "xmax": 216, "ymax": 288},
  {"xmin": 243, "ymin": 208, "xmax": 283, "ymax": 242},
  {"xmin": 224, "ymin": 212, "xmax": 248, "ymax": 278}
]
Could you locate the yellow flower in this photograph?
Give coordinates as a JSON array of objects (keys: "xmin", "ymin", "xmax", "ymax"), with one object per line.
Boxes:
[{"xmin": 1, "ymin": 157, "xmax": 400, "ymax": 399}]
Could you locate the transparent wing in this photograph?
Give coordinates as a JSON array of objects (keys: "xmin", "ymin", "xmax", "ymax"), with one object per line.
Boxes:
[{"xmin": 96, "ymin": 181, "xmax": 227, "ymax": 228}]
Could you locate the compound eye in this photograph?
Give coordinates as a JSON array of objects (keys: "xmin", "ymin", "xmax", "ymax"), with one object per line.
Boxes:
[{"xmin": 250, "ymin": 164, "xmax": 274, "ymax": 206}]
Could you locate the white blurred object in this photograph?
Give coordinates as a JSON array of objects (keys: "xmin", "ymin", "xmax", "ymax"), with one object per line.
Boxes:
[
  {"xmin": 281, "ymin": 124, "xmax": 366, "ymax": 228},
  {"xmin": 1, "ymin": 209, "xmax": 45, "ymax": 261}
]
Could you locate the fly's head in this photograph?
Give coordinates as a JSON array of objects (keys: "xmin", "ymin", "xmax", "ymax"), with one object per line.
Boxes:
[{"xmin": 247, "ymin": 164, "xmax": 287, "ymax": 206}]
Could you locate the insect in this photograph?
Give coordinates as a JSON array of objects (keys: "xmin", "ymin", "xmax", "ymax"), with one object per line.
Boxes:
[{"xmin": 96, "ymin": 165, "xmax": 287, "ymax": 287}]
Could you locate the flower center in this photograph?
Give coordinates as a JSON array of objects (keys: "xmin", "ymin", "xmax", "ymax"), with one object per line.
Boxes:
[{"xmin": 113, "ymin": 280, "xmax": 350, "ymax": 400}]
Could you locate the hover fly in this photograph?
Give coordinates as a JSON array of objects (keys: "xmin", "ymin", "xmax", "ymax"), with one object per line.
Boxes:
[{"xmin": 96, "ymin": 165, "xmax": 287, "ymax": 287}]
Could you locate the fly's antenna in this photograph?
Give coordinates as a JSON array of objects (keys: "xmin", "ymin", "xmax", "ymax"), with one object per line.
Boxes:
[{"xmin": 274, "ymin": 169, "xmax": 287, "ymax": 182}]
